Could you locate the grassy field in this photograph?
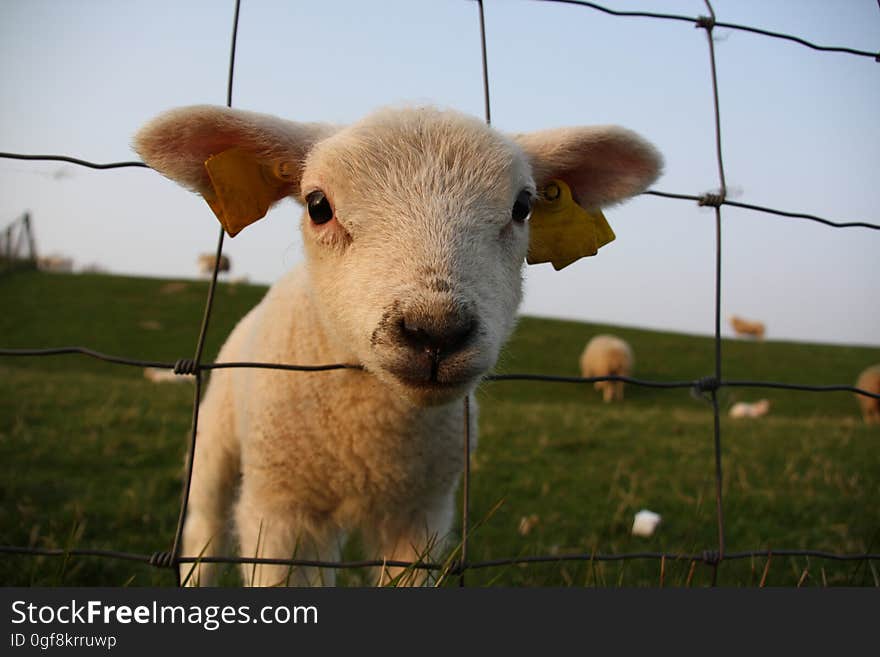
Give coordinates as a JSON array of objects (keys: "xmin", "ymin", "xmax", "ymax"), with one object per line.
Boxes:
[{"xmin": 1, "ymin": 269, "xmax": 878, "ymax": 586}]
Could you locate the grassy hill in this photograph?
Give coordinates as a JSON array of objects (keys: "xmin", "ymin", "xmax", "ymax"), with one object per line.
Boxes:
[{"xmin": 1, "ymin": 270, "xmax": 877, "ymax": 586}]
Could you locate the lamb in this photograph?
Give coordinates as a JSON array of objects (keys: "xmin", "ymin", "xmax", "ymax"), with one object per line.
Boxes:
[
  {"xmin": 134, "ymin": 104, "xmax": 662, "ymax": 586},
  {"xmin": 729, "ymin": 399, "xmax": 771, "ymax": 419},
  {"xmin": 196, "ymin": 253, "xmax": 231, "ymax": 276},
  {"xmin": 729, "ymin": 315, "xmax": 765, "ymax": 340},
  {"xmin": 855, "ymin": 364, "xmax": 880, "ymax": 425},
  {"xmin": 143, "ymin": 367, "xmax": 191, "ymax": 384},
  {"xmin": 579, "ymin": 334, "xmax": 634, "ymax": 403}
]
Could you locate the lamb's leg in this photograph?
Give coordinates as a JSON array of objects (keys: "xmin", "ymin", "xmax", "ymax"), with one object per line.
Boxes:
[
  {"xmin": 368, "ymin": 494, "xmax": 456, "ymax": 587},
  {"xmin": 235, "ymin": 494, "xmax": 340, "ymax": 587},
  {"xmin": 179, "ymin": 380, "xmax": 240, "ymax": 587},
  {"xmin": 858, "ymin": 397, "xmax": 875, "ymax": 425},
  {"xmin": 868, "ymin": 401, "xmax": 880, "ymax": 425}
]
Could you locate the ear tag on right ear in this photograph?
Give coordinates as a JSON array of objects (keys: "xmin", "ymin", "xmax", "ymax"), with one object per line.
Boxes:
[
  {"xmin": 203, "ymin": 148, "xmax": 284, "ymax": 237},
  {"xmin": 527, "ymin": 179, "xmax": 615, "ymax": 270}
]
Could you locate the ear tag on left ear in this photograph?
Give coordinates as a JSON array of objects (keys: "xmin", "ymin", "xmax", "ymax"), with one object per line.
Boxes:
[
  {"xmin": 527, "ymin": 179, "xmax": 616, "ymax": 270},
  {"xmin": 203, "ymin": 148, "xmax": 283, "ymax": 237}
]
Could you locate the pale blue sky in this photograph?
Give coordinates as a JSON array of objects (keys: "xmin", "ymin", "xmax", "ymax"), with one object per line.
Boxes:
[{"xmin": 1, "ymin": 0, "xmax": 878, "ymax": 346}]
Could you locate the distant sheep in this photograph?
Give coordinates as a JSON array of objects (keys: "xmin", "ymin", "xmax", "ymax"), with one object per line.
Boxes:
[
  {"xmin": 135, "ymin": 104, "xmax": 662, "ymax": 586},
  {"xmin": 144, "ymin": 367, "xmax": 190, "ymax": 384},
  {"xmin": 197, "ymin": 253, "xmax": 231, "ymax": 276},
  {"xmin": 729, "ymin": 399, "xmax": 771, "ymax": 419},
  {"xmin": 729, "ymin": 315, "xmax": 765, "ymax": 340},
  {"xmin": 855, "ymin": 364, "xmax": 880, "ymax": 425},
  {"xmin": 579, "ymin": 335, "xmax": 634, "ymax": 403},
  {"xmin": 37, "ymin": 254, "xmax": 73, "ymax": 273}
]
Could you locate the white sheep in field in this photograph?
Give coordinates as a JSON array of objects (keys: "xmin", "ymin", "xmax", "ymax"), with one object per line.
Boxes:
[
  {"xmin": 855, "ymin": 364, "xmax": 880, "ymax": 425},
  {"xmin": 134, "ymin": 104, "xmax": 661, "ymax": 586},
  {"xmin": 579, "ymin": 334, "xmax": 634, "ymax": 403},
  {"xmin": 143, "ymin": 367, "xmax": 190, "ymax": 384},
  {"xmin": 729, "ymin": 399, "xmax": 771, "ymax": 419},
  {"xmin": 196, "ymin": 253, "xmax": 231, "ymax": 276},
  {"xmin": 729, "ymin": 315, "xmax": 765, "ymax": 340}
]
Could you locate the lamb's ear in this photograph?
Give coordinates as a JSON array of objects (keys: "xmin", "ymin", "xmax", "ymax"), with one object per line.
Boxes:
[
  {"xmin": 134, "ymin": 105, "xmax": 338, "ymax": 228},
  {"xmin": 514, "ymin": 126, "xmax": 662, "ymax": 207}
]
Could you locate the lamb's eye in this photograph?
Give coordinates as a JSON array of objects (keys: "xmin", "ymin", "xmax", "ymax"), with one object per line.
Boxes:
[
  {"xmin": 511, "ymin": 189, "xmax": 533, "ymax": 223},
  {"xmin": 306, "ymin": 190, "xmax": 334, "ymax": 225}
]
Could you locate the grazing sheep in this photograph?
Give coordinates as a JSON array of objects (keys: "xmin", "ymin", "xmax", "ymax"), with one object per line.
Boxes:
[
  {"xmin": 579, "ymin": 334, "xmax": 634, "ymax": 402},
  {"xmin": 134, "ymin": 104, "xmax": 661, "ymax": 586},
  {"xmin": 144, "ymin": 367, "xmax": 191, "ymax": 384},
  {"xmin": 729, "ymin": 399, "xmax": 771, "ymax": 419},
  {"xmin": 37, "ymin": 254, "xmax": 74, "ymax": 273},
  {"xmin": 855, "ymin": 364, "xmax": 880, "ymax": 425},
  {"xmin": 729, "ymin": 315, "xmax": 765, "ymax": 340},
  {"xmin": 197, "ymin": 253, "xmax": 231, "ymax": 276}
]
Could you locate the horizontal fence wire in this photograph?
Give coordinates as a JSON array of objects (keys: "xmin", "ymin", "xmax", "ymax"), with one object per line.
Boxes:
[
  {"xmin": 2, "ymin": 545, "xmax": 878, "ymax": 569},
  {"xmin": 2, "ymin": 347, "xmax": 879, "ymax": 399},
  {"xmin": 643, "ymin": 191, "xmax": 880, "ymax": 231},
  {"xmin": 0, "ymin": 152, "xmax": 148, "ymax": 170},
  {"xmin": 2, "ymin": 153, "xmax": 878, "ymax": 231},
  {"xmin": 538, "ymin": 0, "xmax": 880, "ymax": 59},
  {"xmin": 2, "ymin": 0, "xmax": 879, "ymax": 584},
  {"xmin": 0, "ymin": 152, "xmax": 880, "ymax": 230}
]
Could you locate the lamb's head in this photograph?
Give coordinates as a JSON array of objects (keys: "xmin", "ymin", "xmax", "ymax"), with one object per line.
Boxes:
[{"xmin": 135, "ymin": 105, "xmax": 661, "ymax": 405}]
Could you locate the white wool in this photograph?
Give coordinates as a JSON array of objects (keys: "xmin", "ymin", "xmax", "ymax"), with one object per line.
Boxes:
[{"xmin": 632, "ymin": 510, "xmax": 662, "ymax": 537}]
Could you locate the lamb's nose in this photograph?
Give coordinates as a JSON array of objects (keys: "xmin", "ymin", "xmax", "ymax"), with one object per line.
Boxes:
[{"xmin": 398, "ymin": 313, "xmax": 477, "ymax": 356}]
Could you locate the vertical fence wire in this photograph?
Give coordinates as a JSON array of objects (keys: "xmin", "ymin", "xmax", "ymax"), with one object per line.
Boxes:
[
  {"xmin": 474, "ymin": 0, "xmax": 729, "ymax": 587},
  {"xmin": 455, "ymin": 0, "xmax": 494, "ymax": 587},
  {"xmin": 169, "ymin": 0, "xmax": 241, "ymax": 586},
  {"xmin": 476, "ymin": 0, "xmax": 492, "ymax": 126},
  {"xmin": 699, "ymin": 0, "xmax": 728, "ymax": 585}
]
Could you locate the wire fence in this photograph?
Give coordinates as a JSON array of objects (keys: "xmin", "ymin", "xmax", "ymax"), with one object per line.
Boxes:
[{"xmin": 1, "ymin": 0, "xmax": 879, "ymax": 586}]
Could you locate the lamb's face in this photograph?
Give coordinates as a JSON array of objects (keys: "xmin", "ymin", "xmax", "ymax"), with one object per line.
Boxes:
[
  {"xmin": 299, "ymin": 109, "xmax": 533, "ymax": 406},
  {"xmin": 134, "ymin": 104, "xmax": 662, "ymax": 406}
]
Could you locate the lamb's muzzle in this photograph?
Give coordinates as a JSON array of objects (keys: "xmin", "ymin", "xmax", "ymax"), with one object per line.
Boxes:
[
  {"xmin": 398, "ymin": 311, "xmax": 476, "ymax": 357},
  {"xmin": 373, "ymin": 300, "xmax": 482, "ymax": 397}
]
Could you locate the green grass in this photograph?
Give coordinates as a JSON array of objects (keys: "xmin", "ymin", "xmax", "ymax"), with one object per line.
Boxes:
[{"xmin": 1, "ymin": 270, "xmax": 878, "ymax": 586}]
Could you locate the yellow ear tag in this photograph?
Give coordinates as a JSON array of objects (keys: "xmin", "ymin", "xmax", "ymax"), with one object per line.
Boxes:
[
  {"xmin": 527, "ymin": 179, "xmax": 616, "ymax": 270},
  {"xmin": 203, "ymin": 148, "xmax": 285, "ymax": 237}
]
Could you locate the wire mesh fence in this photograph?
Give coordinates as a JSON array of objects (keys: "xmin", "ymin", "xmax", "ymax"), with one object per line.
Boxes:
[{"xmin": 1, "ymin": 0, "xmax": 879, "ymax": 586}]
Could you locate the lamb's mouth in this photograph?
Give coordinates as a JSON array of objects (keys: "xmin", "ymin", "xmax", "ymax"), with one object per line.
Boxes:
[
  {"xmin": 387, "ymin": 373, "xmax": 477, "ymax": 406},
  {"xmin": 382, "ymin": 354, "xmax": 483, "ymax": 397},
  {"xmin": 388, "ymin": 359, "xmax": 478, "ymax": 389},
  {"xmin": 392, "ymin": 373, "xmax": 474, "ymax": 391}
]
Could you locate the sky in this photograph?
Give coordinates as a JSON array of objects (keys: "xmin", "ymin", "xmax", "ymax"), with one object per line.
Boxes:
[{"xmin": 1, "ymin": 0, "xmax": 878, "ymax": 347}]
